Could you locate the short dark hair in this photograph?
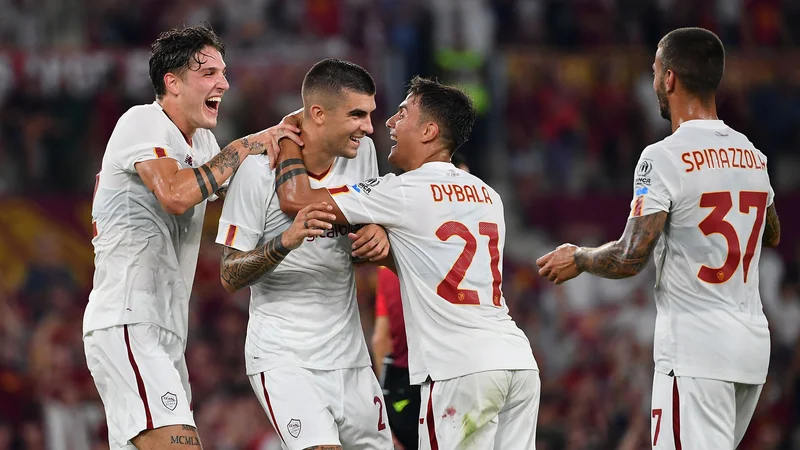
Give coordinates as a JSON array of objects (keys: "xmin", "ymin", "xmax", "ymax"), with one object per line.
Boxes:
[
  {"xmin": 658, "ymin": 27, "xmax": 725, "ymax": 97},
  {"xmin": 149, "ymin": 23, "xmax": 226, "ymax": 99},
  {"xmin": 407, "ymin": 76, "xmax": 476, "ymax": 153},
  {"xmin": 301, "ymin": 59, "xmax": 376, "ymax": 104}
]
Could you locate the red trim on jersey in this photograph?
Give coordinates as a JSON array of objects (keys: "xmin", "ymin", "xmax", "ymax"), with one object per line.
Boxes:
[
  {"xmin": 328, "ymin": 185, "xmax": 350, "ymax": 195},
  {"xmin": 261, "ymin": 373, "xmax": 286, "ymax": 446},
  {"xmin": 124, "ymin": 325, "xmax": 153, "ymax": 430},
  {"xmin": 633, "ymin": 195, "xmax": 644, "ymax": 217},
  {"xmin": 672, "ymin": 378, "xmax": 682, "ymax": 449},
  {"xmin": 224, "ymin": 225, "xmax": 238, "ymax": 247},
  {"xmin": 308, "ymin": 163, "xmax": 333, "ymax": 180},
  {"xmin": 426, "ymin": 381, "xmax": 439, "ymax": 450},
  {"xmin": 154, "ymin": 147, "xmax": 168, "ymax": 158},
  {"xmin": 92, "ymin": 222, "xmax": 98, "ymax": 238}
]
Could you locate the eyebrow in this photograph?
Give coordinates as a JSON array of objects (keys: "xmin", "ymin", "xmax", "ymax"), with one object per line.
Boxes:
[
  {"xmin": 348, "ymin": 109, "xmax": 369, "ymax": 117},
  {"xmin": 398, "ymin": 105, "xmax": 407, "ymax": 113}
]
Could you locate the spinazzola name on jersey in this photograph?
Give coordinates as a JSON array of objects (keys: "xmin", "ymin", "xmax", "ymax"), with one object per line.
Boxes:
[
  {"xmin": 681, "ymin": 148, "xmax": 767, "ymax": 173},
  {"xmin": 430, "ymin": 183, "xmax": 494, "ymax": 204}
]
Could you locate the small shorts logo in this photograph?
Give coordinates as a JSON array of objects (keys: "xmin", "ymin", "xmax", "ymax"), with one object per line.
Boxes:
[
  {"xmin": 287, "ymin": 418, "xmax": 301, "ymax": 438},
  {"xmin": 161, "ymin": 392, "xmax": 178, "ymax": 411}
]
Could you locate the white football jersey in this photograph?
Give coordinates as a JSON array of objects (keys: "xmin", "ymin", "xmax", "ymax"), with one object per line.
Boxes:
[
  {"xmin": 84, "ymin": 101, "xmax": 221, "ymax": 340},
  {"xmin": 215, "ymin": 138, "xmax": 378, "ymax": 375},
  {"xmin": 631, "ymin": 120, "xmax": 774, "ymax": 384},
  {"xmin": 330, "ymin": 162, "xmax": 538, "ymax": 385}
]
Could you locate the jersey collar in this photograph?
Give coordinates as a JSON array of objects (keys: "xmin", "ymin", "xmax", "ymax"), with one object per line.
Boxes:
[{"xmin": 678, "ymin": 119, "xmax": 726, "ymax": 129}]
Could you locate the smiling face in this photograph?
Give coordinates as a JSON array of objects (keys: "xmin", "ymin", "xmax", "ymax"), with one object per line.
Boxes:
[
  {"xmin": 169, "ymin": 46, "xmax": 229, "ymax": 130},
  {"xmin": 385, "ymin": 94, "xmax": 423, "ymax": 171},
  {"xmin": 321, "ymin": 89, "xmax": 376, "ymax": 158}
]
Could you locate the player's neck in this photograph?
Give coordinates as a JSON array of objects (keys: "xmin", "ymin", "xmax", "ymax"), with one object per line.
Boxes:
[
  {"xmin": 299, "ymin": 125, "xmax": 335, "ymax": 175},
  {"xmin": 158, "ymin": 98, "xmax": 197, "ymax": 142},
  {"xmin": 670, "ymin": 96, "xmax": 718, "ymax": 133},
  {"xmin": 417, "ymin": 146, "xmax": 452, "ymax": 169}
]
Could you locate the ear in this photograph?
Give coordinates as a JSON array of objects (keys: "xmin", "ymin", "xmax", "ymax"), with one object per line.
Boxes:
[
  {"xmin": 421, "ymin": 121, "xmax": 439, "ymax": 144},
  {"xmin": 164, "ymin": 72, "xmax": 180, "ymax": 97},
  {"xmin": 664, "ymin": 69, "xmax": 676, "ymax": 94},
  {"xmin": 308, "ymin": 104, "xmax": 326, "ymax": 126}
]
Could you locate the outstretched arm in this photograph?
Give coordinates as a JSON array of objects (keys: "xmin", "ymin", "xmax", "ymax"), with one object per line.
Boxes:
[
  {"xmin": 574, "ymin": 212, "xmax": 667, "ymax": 279},
  {"xmin": 537, "ymin": 211, "xmax": 668, "ymax": 283}
]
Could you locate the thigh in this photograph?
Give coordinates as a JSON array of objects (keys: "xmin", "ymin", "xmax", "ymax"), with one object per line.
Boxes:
[
  {"xmin": 338, "ymin": 367, "xmax": 393, "ymax": 450},
  {"xmin": 495, "ymin": 370, "xmax": 540, "ymax": 450},
  {"xmin": 733, "ymin": 383, "xmax": 762, "ymax": 447},
  {"xmin": 84, "ymin": 324, "xmax": 195, "ymax": 449},
  {"xmin": 249, "ymin": 367, "xmax": 340, "ymax": 450},
  {"xmin": 651, "ymin": 372, "xmax": 735, "ymax": 450},
  {"xmin": 419, "ymin": 372, "xmax": 509, "ymax": 450}
]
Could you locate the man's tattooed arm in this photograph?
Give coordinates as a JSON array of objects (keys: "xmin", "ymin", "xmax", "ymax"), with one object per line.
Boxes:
[
  {"xmin": 762, "ymin": 204, "xmax": 780, "ymax": 248},
  {"xmin": 220, "ymin": 232, "xmax": 293, "ymax": 292},
  {"xmin": 574, "ymin": 211, "xmax": 668, "ymax": 279}
]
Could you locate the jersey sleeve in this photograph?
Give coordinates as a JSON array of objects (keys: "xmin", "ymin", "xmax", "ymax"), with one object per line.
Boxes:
[
  {"xmin": 215, "ymin": 157, "xmax": 272, "ymax": 251},
  {"xmin": 109, "ymin": 107, "xmax": 179, "ymax": 173},
  {"xmin": 328, "ymin": 174, "xmax": 407, "ymax": 227},
  {"xmin": 630, "ymin": 144, "xmax": 681, "ymax": 218}
]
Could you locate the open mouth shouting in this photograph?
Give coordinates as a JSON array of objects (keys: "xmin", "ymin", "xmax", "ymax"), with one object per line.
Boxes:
[{"xmin": 205, "ymin": 96, "xmax": 221, "ymax": 115}]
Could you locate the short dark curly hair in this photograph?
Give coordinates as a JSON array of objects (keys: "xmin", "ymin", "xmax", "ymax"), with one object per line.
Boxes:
[
  {"xmin": 406, "ymin": 76, "xmax": 476, "ymax": 154},
  {"xmin": 149, "ymin": 23, "xmax": 226, "ymax": 99},
  {"xmin": 658, "ymin": 27, "xmax": 725, "ymax": 97}
]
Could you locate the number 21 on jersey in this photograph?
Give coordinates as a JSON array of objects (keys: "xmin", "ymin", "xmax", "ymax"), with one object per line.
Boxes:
[
  {"xmin": 436, "ymin": 221, "xmax": 503, "ymax": 307},
  {"xmin": 697, "ymin": 191, "xmax": 768, "ymax": 284}
]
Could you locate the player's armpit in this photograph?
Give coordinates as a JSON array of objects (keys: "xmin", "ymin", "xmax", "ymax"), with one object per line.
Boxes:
[
  {"xmin": 762, "ymin": 204, "xmax": 780, "ymax": 248},
  {"xmin": 574, "ymin": 211, "xmax": 667, "ymax": 279},
  {"xmin": 275, "ymin": 139, "xmax": 350, "ymax": 224},
  {"xmin": 219, "ymin": 234, "xmax": 292, "ymax": 293}
]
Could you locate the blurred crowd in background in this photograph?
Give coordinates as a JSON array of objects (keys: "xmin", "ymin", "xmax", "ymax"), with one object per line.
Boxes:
[{"xmin": 1, "ymin": 0, "xmax": 799, "ymax": 449}]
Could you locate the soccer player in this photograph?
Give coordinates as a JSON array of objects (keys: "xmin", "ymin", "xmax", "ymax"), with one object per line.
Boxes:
[
  {"xmin": 536, "ymin": 28, "xmax": 781, "ymax": 449},
  {"xmin": 215, "ymin": 59, "xmax": 393, "ymax": 450},
  {"xmin": 275, "ymin": 77, "xmax": 540, "ymax": 449},
  {"xmin": 82, "ymin": 24, "xmax": 303, "ymax": 450},
  {"xmin": 371, "ymin": 154, "xmax": 470, "ymax": 450}
]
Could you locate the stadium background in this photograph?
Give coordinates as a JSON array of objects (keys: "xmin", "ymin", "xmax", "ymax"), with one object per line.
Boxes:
[{"xmin": 1, "ymin": 0, "xmax": 799, "ymax": 449}]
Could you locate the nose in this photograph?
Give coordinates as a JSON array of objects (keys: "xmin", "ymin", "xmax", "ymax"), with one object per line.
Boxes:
[
  {"xmin": 219, "ymin": 74, "xmax": 230, "ymax": 92},
  {"xmin": 386, "ymin": 114, "xmax": 396, "ymax": 129},
  {"xmin": 362, "ymin": 116, "xmax": 374, "ymax": 135}
]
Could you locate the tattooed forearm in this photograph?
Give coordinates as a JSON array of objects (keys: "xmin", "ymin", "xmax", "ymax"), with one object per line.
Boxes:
[
  {"xmin": 181, "ymin": 425, "xmax": 196, "ymax": 431},
  {"xmin": 192, "ymin": 168, "xmax": 210, "ymax": 200},
  {"xmin": 574, "ymin": 211, "xmax": 667, "ymax": 279},
  {"xmin": 762, "ymin": 204, "xmax": 780, "ymax": 248},
  {"xmin": 169, "ymin": 435, "xmax": 201, "ymax": 446},
  {"xmin": 199, "ymin": 165, "xmax": 219, "ymax": 193},
  {"xmin": 275, "ymin": 167, "xmax": 308, "ymax": 190},
  {"xmin": 208, "ymin": 144, "xmax": 242, "ymax": 175},
  {"xmin": 221, "ymin": 232, "xmax": 293, "ymax": 291},
  {"xmin": 277, "ymin": 158, "xmax": 304, "ymax": 173}
]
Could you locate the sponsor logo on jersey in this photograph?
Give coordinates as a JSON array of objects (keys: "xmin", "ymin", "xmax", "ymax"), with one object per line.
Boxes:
[
  {"xmin": 161, "ymin": 392, "xmax": 178, "ymax": 411},
  {"xmin": 287, "ymin": 418, "xmax": 301, "ymax": 438},
  {"xmin": 637, "ymin": 159, "xmax": 654, "ymax": 176},
  {"xmin": 351, "ymin": 178, "xmax": 381, "ymax": 195},
  {"xmin": 185, "ymin": 154, "xmax": 194, "ymax": 166},
  {"xmin": 305, "ymin": 223, "xmax": 361, "ymax": 242}
]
